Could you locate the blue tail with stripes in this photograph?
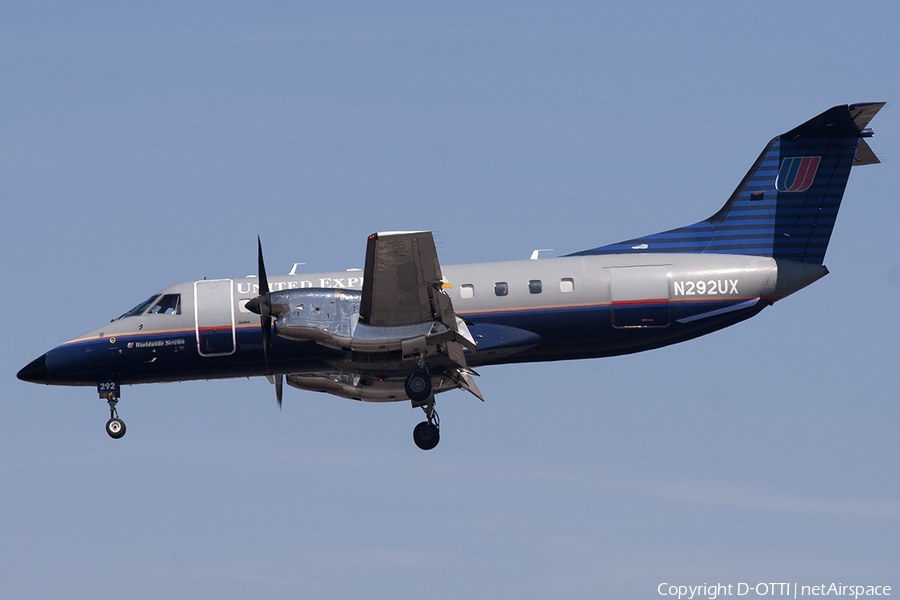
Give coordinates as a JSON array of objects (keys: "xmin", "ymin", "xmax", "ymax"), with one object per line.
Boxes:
[{"xmin": 572, "ymin": 103, "xmax": 885, "ymax": 265}]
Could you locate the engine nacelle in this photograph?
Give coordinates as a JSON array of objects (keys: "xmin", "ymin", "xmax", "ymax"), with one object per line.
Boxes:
[
  {"xmin": 269, "ymin": 288, "xmax": 361, "ymax": 348},
  {"xmin": 269, "ymin": 288, "xmax": 463, "ymax": 356},
  {"xmin": 286, "ymin": 372, "xmax": 460, "ymax": 403}
]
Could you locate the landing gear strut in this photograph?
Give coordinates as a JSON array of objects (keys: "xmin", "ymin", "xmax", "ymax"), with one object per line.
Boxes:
[
  {"xmin": 100, "ymin": 385, "xmax": 126, "ymax": 439},
  {"xmin": 413, "ymin": 400, "xmax": 439, "ymax": 450}
]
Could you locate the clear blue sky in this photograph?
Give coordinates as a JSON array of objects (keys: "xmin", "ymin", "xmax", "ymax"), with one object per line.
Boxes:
[{"xmin": 3, "ymin": 2, "xmax": 899, "ymax": 598}]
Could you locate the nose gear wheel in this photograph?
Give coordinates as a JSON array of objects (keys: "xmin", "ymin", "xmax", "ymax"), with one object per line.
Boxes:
[
  {"xmin": 103, "ymin": 393, "xmax": 126, "ymax": 439},
  {"xmin": 106, "ymin": 417, "xmax": 126, "ymax": 439}
]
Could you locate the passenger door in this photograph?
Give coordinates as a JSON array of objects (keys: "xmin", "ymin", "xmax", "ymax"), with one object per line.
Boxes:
[{"xmin": 194, "ymin": 279, "xmax": 236, "ymax": 356}]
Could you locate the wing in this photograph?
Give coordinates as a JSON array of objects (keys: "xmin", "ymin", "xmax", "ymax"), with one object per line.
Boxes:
[
  {"xmin": 359, "ymin": 231, "xmax": 475, "ymax": 350},
  {"xmin": 359, "ymin": 231, "xmax": 443, "ymax": 327},
  {"xmin": 256, "ymin": 231, "xmax": 481, "ymax": 402},
  {"xmin": 357, "ymin": 231, "xmax": 480, "ymax": 398}
]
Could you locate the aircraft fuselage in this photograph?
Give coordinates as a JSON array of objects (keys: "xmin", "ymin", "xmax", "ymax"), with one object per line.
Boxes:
[{"xmin": 27, "ymin": 253, "xmax": 824, "ymax": 390}]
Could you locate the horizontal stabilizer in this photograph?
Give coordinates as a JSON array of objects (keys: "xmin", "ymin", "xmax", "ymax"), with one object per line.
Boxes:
[
  {"xmin": 782, "ymin": 102, "xmax": 885, "ymax": 139},
  {"xmin": 854, "ymin": 138, "xmax": 880, "ymax": 166}
]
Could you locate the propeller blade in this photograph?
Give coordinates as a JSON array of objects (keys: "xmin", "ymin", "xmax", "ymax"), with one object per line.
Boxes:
[
  {"xmin": 257, "ymin": 236, "xmax": 273, "ymax": 375},
  {"xmin": 266, "ymin": 374, "xmax": 284, "ymax": 409},
  {"xmin": 276, "ymin": 374, "xmax": 284, "ymax": 410},
  {"xmin": 257, "ymin": 236, "xmax": 270, "ymax": 296},
  {"xmin": 261, "ymin": 314, "xmax": 271, "ymax": 373}
]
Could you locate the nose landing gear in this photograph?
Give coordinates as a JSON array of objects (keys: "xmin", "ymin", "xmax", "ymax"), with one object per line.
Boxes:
[{"xmin": 99, "ymin": 382, "xmax": 126, "ymax": 439}]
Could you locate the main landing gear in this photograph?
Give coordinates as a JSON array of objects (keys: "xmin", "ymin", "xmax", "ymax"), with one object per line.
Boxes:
[
  {"xmin": 407, "ymin": 365, "xmax": 439, "ymax": 450},
  {"xmin": 100, "ymin": 384, "xmax": 126, "ymax": 439},
  {"xmin": 404, "ymin": 370, "xmax": 432, "ymax": 402},
  {"xmin": 413, "ymin": 400, "xmax": 440, "ymax": 451}
]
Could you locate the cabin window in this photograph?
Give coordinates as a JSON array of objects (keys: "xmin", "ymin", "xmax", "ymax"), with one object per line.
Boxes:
[
  {"xmin": 149, "ymin": 294, "xmax": 181, "ymax": 315},
  {"xmin": 560, "ymin": 278, "xmax": 574, "ymax": 293},
  {"xmin": 494, "ymin": 282, "xmax": 509, "ymax": 296},
  {"xmin": 528, "ymin": 280, "xmax": 542, "ymax": 294},
  {"xmin": 460, "ymin": 284, "xmax": 475, "ymax": 299}
]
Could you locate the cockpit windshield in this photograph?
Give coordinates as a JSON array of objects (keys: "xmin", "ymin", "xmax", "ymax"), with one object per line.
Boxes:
[
  {"xmin": 149, "ymin": 294, "xmax": 181, "ymax": 315},
  {"xmin": 115, "ymin": 295, "xmax": 160, "ymax": 321},
  {"xmin": 113, "ymin": 294, "xmax": 181, "ymax": 321}
]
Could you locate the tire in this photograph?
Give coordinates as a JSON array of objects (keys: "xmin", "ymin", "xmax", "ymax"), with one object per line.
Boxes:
[
  {"xmin": 413, "ymin": 421, "xmax": 440, "ymax": 450},
  {"xmin": 404, "ymin": 371, "xmax": 432, "ymax": 402},
  {"xmin": 106, "ymin": 417, "xmax": 126, "ymax": 439}
]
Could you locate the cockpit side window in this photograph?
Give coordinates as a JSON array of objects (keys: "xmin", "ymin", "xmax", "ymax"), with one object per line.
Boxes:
[
  {"xmin": 115, "ymin": 295, "xmax": 161, "ymax": 321},
  {"xmin": 149, "ymin": 294, "xmax": 181, "ymax": 315}
]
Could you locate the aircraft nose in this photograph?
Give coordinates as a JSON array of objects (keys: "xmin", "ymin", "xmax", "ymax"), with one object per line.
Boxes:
[{"xmin": 17, "ymin": 354, "xmax": 48, "ymax": 384}]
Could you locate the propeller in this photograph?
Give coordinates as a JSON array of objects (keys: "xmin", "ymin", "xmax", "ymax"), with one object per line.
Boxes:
[
  {"xmin": 246, "ymin": 236, "xmax": 282, "ymax": 409},
  {"xmin": 245, "ymin": 236, "xmax": 273, "ymax": 374}
]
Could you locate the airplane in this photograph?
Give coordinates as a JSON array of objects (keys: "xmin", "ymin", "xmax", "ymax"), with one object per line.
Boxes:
[{"xmin": 18, "ymin": 103, "xmax": 885, "ymax": 450}]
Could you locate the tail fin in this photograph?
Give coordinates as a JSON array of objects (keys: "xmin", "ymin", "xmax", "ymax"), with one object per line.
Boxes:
[{"xmin": 573, "ymin": 103, "xmax": 885, "ymax": 264}]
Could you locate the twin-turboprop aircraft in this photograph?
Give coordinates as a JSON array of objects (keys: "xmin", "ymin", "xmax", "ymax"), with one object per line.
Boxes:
[{"xmin": 18, "ymin": 103, "xmax": 884, "ymax": 449}]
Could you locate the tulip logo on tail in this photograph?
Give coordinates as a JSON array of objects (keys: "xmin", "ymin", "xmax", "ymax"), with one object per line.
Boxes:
[{"xmin": 776, "ymin": 156, "xmax": 820, "ymax": 192}]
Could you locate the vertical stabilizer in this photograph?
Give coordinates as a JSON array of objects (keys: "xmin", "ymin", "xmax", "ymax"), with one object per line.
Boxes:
[{"xmin": 573, "ymin": 103, "xmax": 885, "ymax": 264}]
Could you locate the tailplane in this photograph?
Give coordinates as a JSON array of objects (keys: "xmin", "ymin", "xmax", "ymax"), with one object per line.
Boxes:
[{"xmin": 573, "ymin": 103, "xmax": 885, "ymax": 264}]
